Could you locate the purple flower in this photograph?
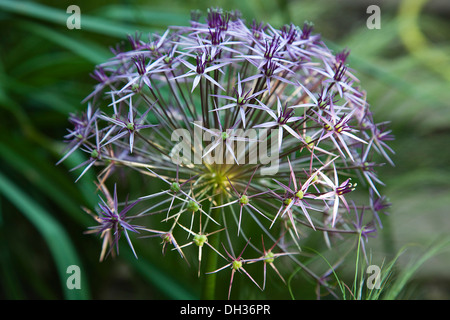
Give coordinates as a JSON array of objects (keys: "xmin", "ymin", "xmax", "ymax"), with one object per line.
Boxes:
[
  {"xmin": 99, "ymin": 97, "xmax": 156, "ymax": 153},
  {"xmin": 173, "ymin": 51, "xmax": 229, "ymax": 92},
  {"xmin": 311, "ymin": 104, "xmax": 368, "ymax": 162},
  {"xmin": 89, "ymin": 184, "xmax": 142, "ymax": 259},
  {"xmin": 141, "ymin": 228, "xmax": 189, "ymax": 263},
  {"xmin": 270, "ymin": 158, "xmax": 320, "ymax": 234},
  {"xmin": 117, "ymin": 54, "xmax": 167, "ymax": 93},
  {"xmin": 316, "ymin": 164, "xmax": 357, "ymax": 226},
  {"xmin": 253, "ymin": 97, "xmax": 304, "ymax": 150},
  {"xmin": 210, "ymin": 73, "xmax": 267, "ymax": 128},
  {"xmin": 369, "ymin": 189, "xmax": 391, "ymax": 228},
  {"xmin": 206, "ymin": 239, "xmax": 264, "ymax": 300},
  {"xmin": 59, "ymin": 7, "xmax": 394, "ymax": 299},
  {"xmin": 57, "ymin": 103, "xmax": 98, "ymax": 165}
]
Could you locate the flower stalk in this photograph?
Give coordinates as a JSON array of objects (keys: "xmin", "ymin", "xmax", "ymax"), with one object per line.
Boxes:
[{"xmin": 201, "ymin": 191, "xmax": 223, "ymax": 300}]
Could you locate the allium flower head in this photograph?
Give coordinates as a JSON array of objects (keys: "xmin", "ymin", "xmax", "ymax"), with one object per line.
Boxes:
[{"xmin": 60, "ymin": 8, "xmax": 394, "ymax": 299}]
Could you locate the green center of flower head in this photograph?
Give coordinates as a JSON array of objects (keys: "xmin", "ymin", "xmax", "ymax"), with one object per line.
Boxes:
[
  {"xmin": 239, "ymin": 194, "xmax": 249, "ymax": 205},
  {"xmin": 304, "ymin": 135, "xmax": 314, "ymax": 147},
  {"xmin": 232, "ymin": 259, "xmax": 243, "ymax": 270},
  {"xmin": 208, "ymin": 171, "xmax": 229, "ymax": 192},
  {"xmin": 170, "ymin": 182, "xmax": 181, "ymax": 193},
  {"xmin": 295, "ymin": 190, "xmax": 304, "ymax": 199},
  {"xmin": 311, "ymin": 173, "xmax": 319, "ymax": 183},
  {"xmin": 264, "ymin": 251, "xmax": 275, "ymax": 264},
  {"xmin": 193, "ymin": 234, "xmax": 207, "ymax": 247},
  {"xmin": 75, "ymin": 133, "xmax": 84, "ymax": 140},
  {"xmin": 164, "ymin": 56, "xmax": 172, "ymax": 64},
  {"xmin": 131, "ymin": 83, "xmax": 140, "ymax": 92},
  {"xmin": 126, "ymin": 122, "xmax": 135, "ymax": 131},
  {"xmin": 187, "ymin": 200, "xmax": 200, "ymax": 212},
  {"xmin": 284, "ymin": 198, "xmax": 293, "ymax": 206},
  {"xmin": 90, "ymin": 149, "xmax": 99, "ymax": 159},
  {"xmin": 221, "ymin": 132, "xmax": 229, "ymax": 140},
  {"xmin": 162, "ymin": 233, "xmax": 172, "ymax": 243}
]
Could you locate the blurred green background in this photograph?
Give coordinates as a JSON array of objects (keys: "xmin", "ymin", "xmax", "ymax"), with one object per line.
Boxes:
[{"xmin": 1, "ymin": 0, "xmax": 449, "ymax": 300}]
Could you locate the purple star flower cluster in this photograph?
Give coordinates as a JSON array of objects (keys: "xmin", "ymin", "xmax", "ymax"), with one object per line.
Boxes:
[{"xmin": 60, "ymin": 8, "xmax": 393, "ymax": 299}]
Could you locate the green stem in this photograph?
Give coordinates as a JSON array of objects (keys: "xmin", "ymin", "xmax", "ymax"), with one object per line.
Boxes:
[
  {"xmin": 353, "ymin": 231, "xmax": 362, "ymax": 300},
  {"xmin": 201, "ymin": 190, "xmax": 223, "ymax": 300}
]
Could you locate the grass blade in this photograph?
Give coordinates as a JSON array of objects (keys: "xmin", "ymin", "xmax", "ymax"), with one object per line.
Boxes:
[
  {"xmin": 383, "ymin": 238, "xmax": 450, "ymax": 300},
  {"xmin": 0, "ymin": 0, "xmax": 153, "ymax": 38},
  {"xmin": 0, "ymin": 172, "xmax": 91, "ymax": 300},
  {"xmin": 18, "ymin": 21, "xmax": 111, "ymax": 65}
]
